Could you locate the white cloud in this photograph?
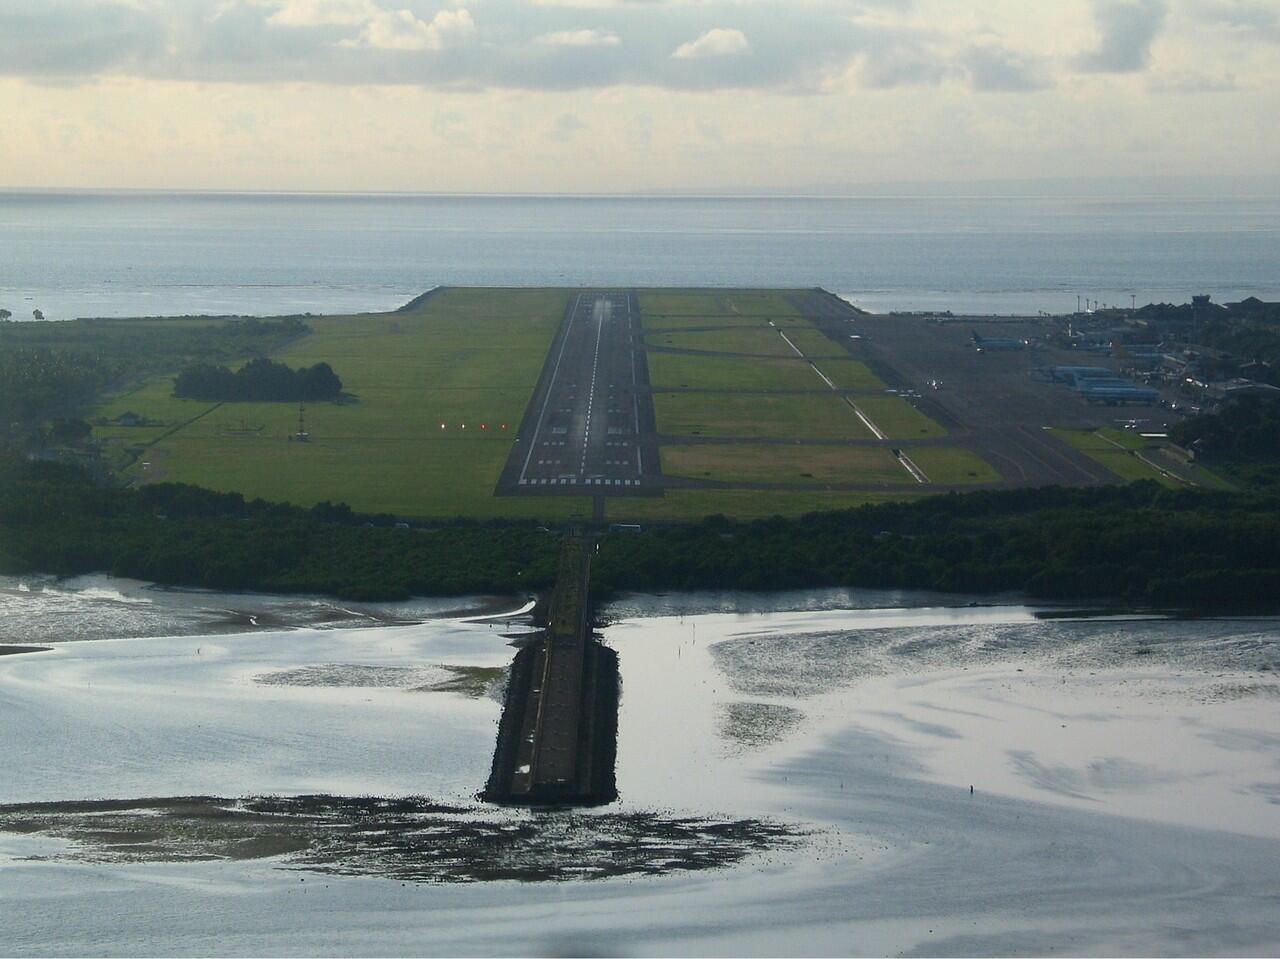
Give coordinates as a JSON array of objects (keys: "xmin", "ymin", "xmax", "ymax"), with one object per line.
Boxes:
[
  {"xmin": 342, "ymin": 7, "xmax": 476, "ymax": 52},
  {"xmin": 263, "ymin": 0, "xmax": 375, "ymax": 28},
  {"xmin": 1148, "ymin": 69, "xmax": 1240, "ymax": 93},
  {"xmin": 671, "ymin": 27, "xmax": 749, "ymax": 60},
  {"xmin": 537, "ymin": 29, "xmax": 621, "ymax": 47}
]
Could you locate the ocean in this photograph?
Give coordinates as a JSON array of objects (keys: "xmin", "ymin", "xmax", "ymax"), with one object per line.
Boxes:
[{"xmin": 3, "ymin": 189, "xmax": 1280, "ymax": 320}]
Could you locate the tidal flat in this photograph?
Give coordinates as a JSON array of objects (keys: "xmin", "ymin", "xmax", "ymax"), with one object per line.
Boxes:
[{"xmin": 0, "ymin": 580, "xmax": 1277, "ymax": 956}]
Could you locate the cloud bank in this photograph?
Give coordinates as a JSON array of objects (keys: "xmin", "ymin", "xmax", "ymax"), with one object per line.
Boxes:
[{"xmin": 0, "ymin": 0, "xmax": 1077, "ymax": 93}]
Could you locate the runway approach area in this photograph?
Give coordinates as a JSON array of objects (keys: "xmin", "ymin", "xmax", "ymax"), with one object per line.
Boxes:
[{"xmin": 497, "ymin": 291, "xmax": 660, "ymax": 498}]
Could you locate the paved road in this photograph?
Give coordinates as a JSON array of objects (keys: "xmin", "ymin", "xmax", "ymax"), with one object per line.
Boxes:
[{"xmin": 503, "ymin": 291, "xmax": 659, "ymax": 495}]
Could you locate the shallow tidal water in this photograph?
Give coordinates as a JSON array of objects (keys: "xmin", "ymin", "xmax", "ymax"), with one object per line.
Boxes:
[{"xmin": 1, "ymin": 579, "xmax": 1278, "ymax": 956}]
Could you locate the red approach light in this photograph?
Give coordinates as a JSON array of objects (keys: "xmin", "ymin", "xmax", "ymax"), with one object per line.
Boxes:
[
  {"xmin": 501, "ymin": 424, "xmax": 507, "ymax": 430},
  {"xmin": 480, "ymin": 423, "xmax": 487, "ymax": 430}
]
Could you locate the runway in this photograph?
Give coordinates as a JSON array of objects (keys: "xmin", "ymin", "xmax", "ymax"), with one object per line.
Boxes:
[{"xmin": 498, "ymin": 291, "xmax": 661, "ymax": 498}]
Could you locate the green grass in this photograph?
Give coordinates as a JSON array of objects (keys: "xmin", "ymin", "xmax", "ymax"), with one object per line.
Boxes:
[
  {"xmin": 642, "ymin": 316, "xmax": 764, "ymax": 331},
  {"xmin": 104, "ymin": 288, "xmax": 592, "ymax": 520},
  {"xmin": 661, "ymin": 444, "xmax": 912, "ymax": 485},
  {"xmin": 905, "ymin": 447, "xmax": 1001, "ymax": 484},
  {"xmin": 778, "ymin": 328, "xmax": 849, "ymax": 358},
  {"xmin": 1052, "ymin": 429, "xmax": 1181, "ymax": 486},
  {"xmin": 639, "ymin": 290, "xmax": 803, "ymax": 320},
  {"xmin": 853, "ymin": 396, "xmax": 947, "ymax": 439},
  {"xmin": 75, "ymin": 287, "xmax": 998, "ymax": 523},
  {"xmin": 1095, "ymin": 426, "xmax": 1148, "ymax": 450},
  {"xmin": 654, "ymin": 393, "xmax": 874, "ymax": 440},
  {"xmin": 813, "ymin": 359, "xmax": 888, "ymax": 392},
  {"xmin": 647, "ymin": 327, "xmax": 798, "ymax": 357},
  {"xmin": 606, "ymin": 489, "xmax": 918, "ymax": 522},
  {"xmin": 648, "ymin": 353, "xmax": 828, "ymax": 391}
]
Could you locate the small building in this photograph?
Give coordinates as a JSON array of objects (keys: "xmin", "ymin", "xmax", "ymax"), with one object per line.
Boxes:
[{"xmin": 115, "ymin": 411, "xmax": 144, "ymax": 427}]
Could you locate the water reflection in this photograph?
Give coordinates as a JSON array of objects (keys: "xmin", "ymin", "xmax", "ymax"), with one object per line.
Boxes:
[{"xmin": 0, "ymin": 795, "xmax": 802, "ymax": 883}]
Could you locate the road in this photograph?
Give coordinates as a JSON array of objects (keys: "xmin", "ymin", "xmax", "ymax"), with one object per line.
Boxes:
[{"xmin": 499, "ymin": 291, "xmax": 660, "ymax": 496}]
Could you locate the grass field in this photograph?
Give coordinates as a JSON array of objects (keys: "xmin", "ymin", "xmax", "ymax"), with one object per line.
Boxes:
[
  {"xmin": 1052, "ymin": 428, "xmax": 1183, "ymax": 487},
  {"xmin": 853, "ymin": 395, "xmax": 947, "ymax": 439},
  {"xmin": 94, "ymin": 288, "xmax": 591, "ymax": 520},
  {"xmin": 654, "ymin": 393, "xmax": 875, "ymax": 440},
  {"xmin": 647, "ymin": 327, "xmax": 797, "ymax": 357},
  {"xmin": 779, "ymin": 327, "xmax": 850, "ymax": 358},
  {"xmin": 78, "ymin": 287, "xmax": 1002, "ymax": 522},
  {"xmin": 661, "ymin": 444, "xmax": 911, "ymax": 485},
  {"xmin": 905, "ymin": 447, "xmax": 1001, "ymax": 484},
  {"xmin": 639, "ymin": 290, "xmax": 805, "ymax": 321},
  {"xmin": 648, "ymin": 352, "xmax": 829, "ymax": 391},
  {"xmin": 813, "ymin": 359, "xmax": 889, "ymax": 392}
]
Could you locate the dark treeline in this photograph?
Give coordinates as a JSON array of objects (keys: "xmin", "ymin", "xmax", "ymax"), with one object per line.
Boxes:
[
  {"xmin": 0, "ymin": 316, "xmax": 309, "ymax": 429},
  {"xmin": 174, "ymin": 358, "xmax": 342, "ymax": 402},
  {"xmin": 0, "ymin": 460, "xmax": 558, "ymax": 600},
  {"xmin": 592, "ymin": 484, "xmax": 1280, "ymax": 609},
  {"xmin": 0, "ymin": 348, "xmax": 122, "ymax": 424},
  {"xmin": 2, "ymin": 458, "xmax": 1278, "ymax": 609},
  {"xmin": 1170, "ymin": 395, "xmax": 1280, "ymax": 463}
]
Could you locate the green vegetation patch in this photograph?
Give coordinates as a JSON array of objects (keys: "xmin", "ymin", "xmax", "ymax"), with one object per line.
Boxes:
[
  {"xmin": 639, "ymin": 290, "xmax": 802, "ymax": 320},
  {"xmin": 661, "ymin": 443, "xmax": 910, "ymax": 485},
  {"xmin": 117, "ymin": 288, "xmax": 589, "ymax": 520},
  {"xmin": 647, "ymin": 353, "xmax": 827, "ymax": 392},
  {"xmin": 778, "ymin": 328, "xmax": 849, "ymax": 359},
  {"xmin": 813, "ymin": 360, "xmax": 887, "ymax": 392},
  {"xmin": 606, "ymin": 489, "xmax": 916, "ymax": 522},
  {"xmin": 647, "ymin": 327, "xmax": 796, "ymax": 357},
  {"xmin": 1052, "ymin": 429, "xmax": 1180, "ymax": 486},
  {"xmin": 853, "ymin": 395, "xmax": 946, "ymax": 439},
  {"xmin": 905, "ymin": 447, "xmax": 1000, "ymax": 484},
  {"xmin": 654, "ymin": 393, "xmax": 874, "ymax": 440}
]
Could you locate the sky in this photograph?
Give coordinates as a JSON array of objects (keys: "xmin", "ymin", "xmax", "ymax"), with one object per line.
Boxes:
[{"xmin": 0, "ymin": 0, "xmax": 1277, "ymax": 193}]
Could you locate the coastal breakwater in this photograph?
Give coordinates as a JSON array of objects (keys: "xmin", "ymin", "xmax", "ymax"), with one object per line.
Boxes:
[{"xmin": 483, "ymin": 530, "xmax": 618, "ymax": 806}]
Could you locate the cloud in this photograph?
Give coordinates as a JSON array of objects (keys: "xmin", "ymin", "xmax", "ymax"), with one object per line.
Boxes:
[
  {"xmin": 265, "ymin": 0, "xmax": 374, "ymax": 27},
  {"xmin": 547, "ymin": 112, "xmax": 586, "ymax": 141},
  {"xmin": 1191, "ymin": 1, "xmax": 1280, "ymax": 42},
  {"xmin": 536, "ymin": 29, "xmax": 621, "ymax": 47},
  {"xmin": 1148, "ymin": 70, "xmax": 1240, "ymax": 93},
  {"xmin": 671, "ymin": 28, "xmax": 750, "ymax": 60},
  {"xmin": 857, "ymin": 42, "xmax": 950, "ymax": 89},
  {"xmin": 340, "ymin": 7, "xmax": 475, "ymax": 52},
  {"xmin": 962, "ymin": 44, "xmax": 1052, "ymax": 92},
  {"xmin": 1074, "ymin": 0, "xmax": 1168, "ymax": 73},
  {"xmin": 2, "ymin": 0, "xmax": 1224, "ymax": 99},
  {"xmin": 0, "ymin": 0, "xmax": 166, "ymax": 77}
]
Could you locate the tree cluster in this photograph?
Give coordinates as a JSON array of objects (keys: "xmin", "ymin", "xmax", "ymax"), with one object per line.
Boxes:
[
  {"xmin": 0, "ymin": 315, "xmax": 311, "ymax": 431},
  {"xmin": 591, "ymin": 483, "xmax": 1280, "ymax": 610},
  {"xmin": 0, "ymin": 348, "xmax": 122, "ymax": 425},
  {"xmin": 1, "ymin": 457, "xmax": 1277, "ymax": 611},
  {"xmin": 1170, "ymin": 395, "xmax": 1280, "ymax": 463},
  {"xmin": 174, "ymin": 358, "xmax": 342, "ymax": 402}
]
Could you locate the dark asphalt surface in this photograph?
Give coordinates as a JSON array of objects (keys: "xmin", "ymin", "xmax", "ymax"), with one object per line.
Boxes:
[
  {"xmin": 499, "ymin": 291, "xmax": 660, "ymax": 498},
  {"xmin": 791, "ymin": 292, "xmax": 1155, "ymax": 488}
]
